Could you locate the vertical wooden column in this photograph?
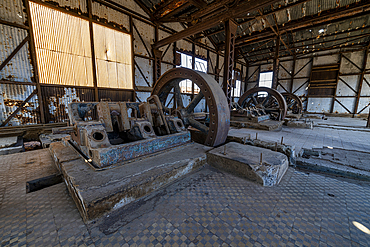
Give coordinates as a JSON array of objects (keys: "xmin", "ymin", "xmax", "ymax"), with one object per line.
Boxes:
[
  {"xmin": 152, "ymin": 49, "xmax": 162, "ymax": 85},
  {"xmin": 152, "ymin": 25, "xmax": 162, "ymax": 85},
  {"xmin": 24, "ymin": 0, "xmax": 45, "ymax": 123},
  {"xmin": 87, "ymin": 0, "xmax": 99, "ymax": 102},
  {"xmin": 222, "ymin": 19, "xmax": 238, "ymax": 105},
  {"xmin": 367, "ymin": 107, "xmax": 370, "ymax": 128},
  {"xmin": 244, "ymin": 62, "xmax": 249, "ymax": 92},
  {"xmin": 272, "ymin": 36, "xmax": 280, "ymax": 89},
  {"xmin": 331, "ymin": 53, "xmax": 342, "ymax": 113},
  {"xmin": 215, "ymin": 52, "xmax": 220, "ymax": 83},
  {"xmin": 353, "ymin": 42, "xmax": 370, "ymax": 116},
  {"xmin": 289, "ymin": 55, "xmax": 296, "ymax": 93},
  {"xmin": 191, "ymin": 43, "xmax": 196, "ymax": 100}
]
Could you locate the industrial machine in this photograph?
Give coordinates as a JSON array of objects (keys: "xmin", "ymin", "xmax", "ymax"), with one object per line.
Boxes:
[
  {"xmin": 232, "ymin": 87, "xmax": 287, "ymax": 122},
  {"xmin": 65, "ymin": 67, "xmax": 230, "ymax": 168}
]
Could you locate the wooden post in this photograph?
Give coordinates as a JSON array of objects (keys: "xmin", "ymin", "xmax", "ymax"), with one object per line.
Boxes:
[
  {"xmin": 87, "ymin": 0, "xmax": 99, "ymax": 102},
  {"xmin": 353, "ymin": 42, "xmax": 370, "ymax": 116},
  {"xmin": 24, "ymin": 0, "xmax": 45, "ymax": 123},
  {"xmin": 191, "ymin": 42, "xmax": 196, "ymax": 100},
  {"xmin": 272, "ymin": 36, "xmax": 280, "ymax": 89},
  {"xmin": 289, "ymin": 55, "xmax": 296, "ymax": 93},
  {"xmin": 222, "ymin": 19, "xmax": 238, "ymax": 105}
]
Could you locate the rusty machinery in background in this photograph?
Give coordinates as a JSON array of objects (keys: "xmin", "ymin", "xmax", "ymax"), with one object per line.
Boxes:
[
  {"xmin": 231, "ymin": 87, "xmax": 288, "ymax": 123},
  {"xmin": 281, "ymin": 92, "xmax": 303, "ymax": 116},
  {"xmin": 58, "ymin": 68, "xmax": 229, "ymax": 168}
]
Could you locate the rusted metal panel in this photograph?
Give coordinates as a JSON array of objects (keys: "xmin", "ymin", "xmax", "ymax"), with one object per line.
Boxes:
[
  {"xmin": 92, "ymin": 1, "xmax": 130, "ymax": 30},
  {"xmin": 0, "ymin": 0, "xmax": 25, "ymax": 24},
  {"xmin": 38, "ymin": 0, "xmax": 88, "ymax": 14},
  {"xmin": 98, "ymin": 88, "xmax": 134, "ymax": 102},
  {"xmin": 0, "ymin": 83, "xmax": 40, "ymax": 126},
  {"xmin": 41, "ymin": 86, "xmax": 95, "ymax": 123},
  {"xmin": 0, "ymin": 25, "xmax": 34, "ymax": 82}
]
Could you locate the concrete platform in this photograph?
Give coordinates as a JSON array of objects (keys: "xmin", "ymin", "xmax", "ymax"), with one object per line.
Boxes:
[
  {"xmin": 0, "ymin": 136, "xmax": 17, "ymax": 148},
  {"xmin": 284, "ymin": 119, "xmax": 313, "ymax": 129},
  {"xmin": 207, "ymin": 142, "xmax": 288, "ymax": 186},
  {"xmin": 230, "ymin": 119, "xmax": 283, "ymax": 131},
  {"xmin": 296, "ymin": 147, "xmax": 370, "ymax": 181},
  {"xmin": 0, "ymin": 136, "xmax": 23, "ymax": 155},
  {"xmin": 50, "ymin": 141, "xmax": 211, "ymax": 221}
]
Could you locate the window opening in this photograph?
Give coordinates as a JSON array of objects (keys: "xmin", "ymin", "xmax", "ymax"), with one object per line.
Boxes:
[
  {"xmin": 177, "ymin": 52, "xmax": 207, "ymax": 94},
  {"xmin": 258, "ymin": 71, "xmax": 273, "ymax": 96}
]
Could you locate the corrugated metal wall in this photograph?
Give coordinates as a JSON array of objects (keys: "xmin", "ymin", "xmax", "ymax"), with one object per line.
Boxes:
[{"xmin": 0, "ymin": 83, "xmax": 40, "ymax": 126}]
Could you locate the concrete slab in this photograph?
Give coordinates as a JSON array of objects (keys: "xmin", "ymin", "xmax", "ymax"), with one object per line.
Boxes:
[
  {"xmin": 285, "ymin": 119, "xmax": 313, "ymax": 129},
  {"xmin": 39, "ymin": 133, "xmax": 70, "ymax": 148},
  {"xmin": 0, "ymin": 136, "xmax": 17, "ymax": 148},
  {"xmin": 0, "ymin": 145, "xmax": 23, "ymax": 155},
  {"xmin": 227, "ymin": 130, "xmax": 296, "ymax": 165},
  {"xmin": 296, "ymin": 147, "xmax": 370, "ymax": 181},
  {"xmin": 230, "ymin": 119, "xmax": 283, "ymax": 131},
  {"xmin": 50, "ymin": 141, "xmax": 211, "ymax": 221},
  {"xmin": 207, "ymin": 142, "xmax": 288, "ymax": 186}
]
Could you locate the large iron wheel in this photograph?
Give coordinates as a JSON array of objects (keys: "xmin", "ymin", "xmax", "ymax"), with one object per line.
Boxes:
[
  {"xmin": 238, "ymin": 87, "xmax": 287, "ymax": 121},
  {"xmin": 151, "ymin": 68, "xmax": 230, "ymax": 147},
  {"xmin": 282, "ymin": 92, "xmax": 303, "ymax": 114}
]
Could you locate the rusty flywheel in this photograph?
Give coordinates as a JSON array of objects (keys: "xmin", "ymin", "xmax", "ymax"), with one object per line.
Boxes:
[
  {"xmin": 151, "ymin": 68, "xmax": 230, "ymax": 147},
  {"xmin": 238, "ymin": 87, "xmax": 287, "ymax": 121},
  {"xmin": 282, "ymin": 92, "xmax": 303, "ymax": 114}
]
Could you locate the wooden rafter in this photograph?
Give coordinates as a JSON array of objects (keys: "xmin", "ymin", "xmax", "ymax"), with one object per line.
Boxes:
[
  {"xmin": 153, "ymin": 0, "xmax": 282, "ymax": 49},
  {"xmin": 235, "ymin": 2, "xmax": 370, "ymax": 49}
]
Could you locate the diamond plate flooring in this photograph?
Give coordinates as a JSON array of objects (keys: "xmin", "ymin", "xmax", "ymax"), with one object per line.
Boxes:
[{"xmin": 1, "ymin": 149, "xmax": 370, "ymax": 246}]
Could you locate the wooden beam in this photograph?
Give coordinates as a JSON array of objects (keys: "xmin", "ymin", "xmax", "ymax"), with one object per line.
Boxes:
[
  {"xmin": 133, "ymin": 0, "xmax": 153, "ymax": 18},
  {"xmin": 354, "ymin": 42, "xmax": 370, "ymax": 115},
  {"xmin": 154, "ymin": 0, "xmax": 189, "ymax": 19},
  {"xmin": 0, "ymin": 19, "xmax": 29, "ymax": 30},
  {"xmin": 158, "ymin": 3, "xmax": 192, "ymax": 22},
  {"xmin": 87, "ymin": 0, "xmax": 99, "ymax": 101},
  {"xmin": 257, "ymin": 9, "xmax": 293, "ymax": 56},
  {"xmin": 24, "ymin": 0, "xmax": 45, "ymax": 123},
  {"xmin": 236, "ymin": 2, "xmax": 370, "ymax": 48},
  {"xmin": 153, "ymin": 0, "xmax": 281, "ymax": 49},
  {"xmin": 188, "ymin": 0, "xmax": 206, "ymax": 9},
  {"xmin": 0, "ymin": 36, "xmax": 29, "ymax": 72},
  {"xmin": 223, "ymin": 19, "xmax": 238, "ymax": 104},
  {"xmin": 272, "ymin": 36, "xmax": 279, "ymax": 89}
]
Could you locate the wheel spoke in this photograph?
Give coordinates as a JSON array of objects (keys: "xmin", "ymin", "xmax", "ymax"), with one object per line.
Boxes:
[
  {"xmin": 186, "ymin": 92, "xmax": 204, "ymax": 114},
  {"xmin": 174, "ymin": 84, "xmax": 184, "ymax": 109},
  {"xmin": 262, "ymin": 95, "xmax": 271, "ymax": 106},
  {"xmin": 251, "ymin": 95, "xmax": 258, "ymax": 106},
  {"xmin": 188, "ymin": 117, "xmax": 209, "ymax": 133}
]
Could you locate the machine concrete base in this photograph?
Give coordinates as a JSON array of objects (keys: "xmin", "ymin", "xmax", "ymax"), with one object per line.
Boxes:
[
  {"xmin": 207, "ymin": 142, "xmax": 288, "ymax": 186},
  {"xmin": 284, "ymin": 119, "xmax": 313, "ymax": 129},
  {"xmin": 230, "ymin": 120, "xmax": 283, "ymax": 131},
  {"xmin": 50, "ymin": 141, "xmax": 211, "ymax": 221},
  {"xmin": 296, "ymin": 147, "xmax": 370, "ymax": 181}
]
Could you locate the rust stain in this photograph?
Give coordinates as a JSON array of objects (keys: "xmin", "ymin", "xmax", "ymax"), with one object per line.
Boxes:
[{"xmin": 159, "ymin": 0, "xmax": 187, "ymax": 18}]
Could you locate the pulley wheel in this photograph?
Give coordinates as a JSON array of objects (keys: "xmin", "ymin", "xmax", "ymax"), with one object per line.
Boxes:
[
  {"xmin": 282, "ymin": 92, "xmax": 303, "ymax": 114},
  {"xmin": 151, "ymin": 68, "xmax": 230, "ymax": 147},
  {"xmin": 238, "ymin": 87, "xmax": 287, "ymax": 121}
]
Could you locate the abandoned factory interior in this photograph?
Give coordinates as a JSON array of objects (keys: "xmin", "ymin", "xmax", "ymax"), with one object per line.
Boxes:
[{"xmin": 1, "ymin": 0, "xmax": 370, "ymax": 246}]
